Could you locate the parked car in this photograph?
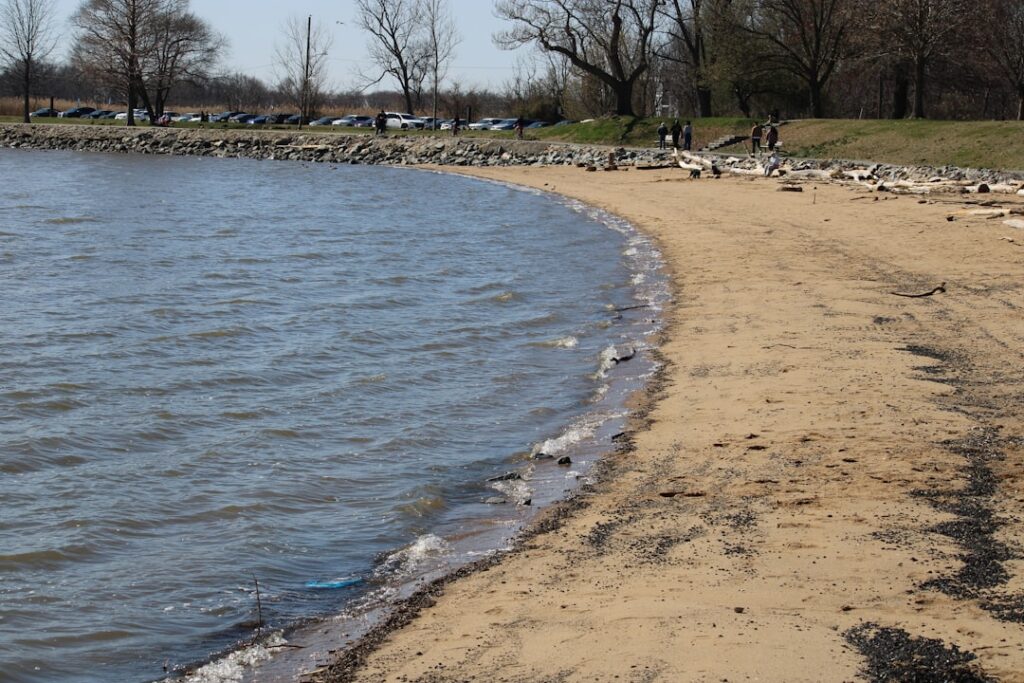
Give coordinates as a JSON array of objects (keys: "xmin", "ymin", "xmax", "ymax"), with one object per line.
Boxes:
[
  {"xmin": 553, "ymin": 119, "xmax": 576, "ymax": 126},
  {"xmin": 174, "ymin": 113, "xmax": 198, "ymax": 122},
  {"xmin": 310, "ymin": 116, "xmax": 338, "ymax": 126},
  {"xmin": 527, "ymin": 120, "xmax": 550, "ymax": 128},
  {"xmin": 285, "ymin": 114, "xmax": 313, "ymax": 125},
  {"xmin": 331, "ymin": 114, "xmax": 376, "ymax": 127},
  {"xmin": 210, "ymin": 111, "xmax": 243, "ymax": 122},
  {"xmin": 59, "ymin": 106, "xmax": 96, "ymax": 118},
  {"xmin": 385, "ymin": 112, "xmax": 425, "ymax": 129},
  {"xmin": 248, "ymin": 115, "xmax": 270, "ymax": 124},
  {"xmin": 83, "ymin": 110, "xmax": 114, "ymax": 119},
  {"xmin": 100, "ymin": 111, "xmax": 121, "ymax": 119},
  {"xmin": 229, "ymin": 112, "xmax": 254, "ymax": 123},
  {"xmin": 467, "ymin": 117, "xmax": 504, "ymax": 130},
  {"xmin": 114, "ymin": 109, "xmax": 150, "ymax": 121},
  {"xmin": 489, "ymin": 118, "xmax": 520, "ymax": 131},
  {"xmin": 29, "ymin": 108, "xmax": 60, "ymax": 118}
]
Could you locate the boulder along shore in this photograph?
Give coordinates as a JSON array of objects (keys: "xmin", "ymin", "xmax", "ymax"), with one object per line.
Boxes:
[{"xmin": 7, "ymin": 123, "xmax": 1024, "ymax": 681}]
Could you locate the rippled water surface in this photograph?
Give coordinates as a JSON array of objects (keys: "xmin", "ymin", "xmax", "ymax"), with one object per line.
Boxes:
[{"xmin": 0, "ymin": 149, "xmax": 660, "ymax": 683}]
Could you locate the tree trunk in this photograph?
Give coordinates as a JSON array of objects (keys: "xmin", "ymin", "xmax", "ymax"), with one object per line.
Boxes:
[
  {"xmin": 809, "ymin": 80, "xmax": 824, "ymax": 118},
  {"xmin": 696, "ymin": 86, "xmax": 713, "ymax": 118},
  {"xmin": 891, "ymin": 76, "xmax": 908, "ymax": 119},
  {"xmin": 22, "ymin": 58, "xmax": 31, "ymax": 124},
  {"xmin": 1017, "ymin": 87, "xmax": 1024, "ymax": 121},
  {"xmin": 127, "ymin": 79, "xmax": 136, "ymax": 127},
  {"xmin": 403, "ymin": 85, "xmax": 414, "ymax": 115},
  {"xmin": 612, "ymin": 81, "xmax": 635, "ymax": 117},
  {"xmin": 912, "ymin": 57, "xmax": 926, "ymax": 118}
]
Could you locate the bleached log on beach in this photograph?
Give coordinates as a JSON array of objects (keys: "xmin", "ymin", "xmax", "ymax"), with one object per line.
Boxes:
[
  {"xmin": 843, "ymin": 169, "xmax": 875, "ymax": 181},
  {"xmin": 985, "ymin": 183, "xmax": 1019, "ymax": 194},
  {"xmin": 785, "ymin": 169, "xmax": 834, "ymax": 181},
  {"xmin": 680, "ymin": 150, "xmax": 715, "ymax": 169},
  {"xmin": 952, "ymin": 209, "xmax": 1008, "ymax": 218},
  {"xmin": 1003, "ymin": 219, "xmax": 1024, "ymax": 229},
  {"xmin": 728, "ymin": 166, "xmax": 765, "ymax": 176}
]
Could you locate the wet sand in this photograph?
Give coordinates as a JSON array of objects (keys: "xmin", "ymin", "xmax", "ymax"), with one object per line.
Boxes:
[{"xmin": 313, "ymin": 166, "xmax": 1024, "ymax": 682}]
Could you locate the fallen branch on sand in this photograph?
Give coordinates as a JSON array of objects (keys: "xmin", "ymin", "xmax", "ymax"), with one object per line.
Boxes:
[{"xmin": 890, "ymin": 282, "xmax": 946, "ymax": 298}]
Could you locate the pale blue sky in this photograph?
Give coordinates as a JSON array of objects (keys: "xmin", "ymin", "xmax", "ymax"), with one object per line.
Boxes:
[{"xmin": 49, "ymin": 0, "xmax": 524, "ymax": 90}]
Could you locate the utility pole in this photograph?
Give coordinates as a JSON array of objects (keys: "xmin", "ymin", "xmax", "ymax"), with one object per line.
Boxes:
[{"xmin": 300, "ymin": 14, "xmax": 311, "ymax": 129}]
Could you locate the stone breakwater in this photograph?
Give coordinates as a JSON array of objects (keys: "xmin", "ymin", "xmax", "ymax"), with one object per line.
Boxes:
[{"xmin": 1, "ymin": 123, "xmax": 1021, "ymax": 185}]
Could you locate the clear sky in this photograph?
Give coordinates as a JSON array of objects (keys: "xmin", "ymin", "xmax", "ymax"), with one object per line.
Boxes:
[{"xmin": 49, "ymin": 0, "xmax": 525, "ymax": 91}]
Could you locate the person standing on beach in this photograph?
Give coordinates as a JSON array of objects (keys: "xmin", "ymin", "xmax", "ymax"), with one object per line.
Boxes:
[
  {"xmin": 515, "ymin": 116, "xmax": 525, "ymax": 140},
  {"xmin": 451, "ymin": 116, "xmax": 460, "ymax": 136},
  {"xmin": 670, "ymin": 120, "xmax": 682, "ymax": 149},
  {"xmin": 683, "ymin": 121, "xmax": 693, "ymax": 151},
  {"xmin": 750, "ymin": 122, "xmax": 762, "ymax": 156},
  {"xmin": 375, "ymin": 110, "xmax": 387, "ymax": 136},
  {"xmin": 766, "ymin": 125, "xmax": 779, "ymax": 152},
  {"xmin": 657, "ymin": 122, "xmax": 668, "ymax": 149}
]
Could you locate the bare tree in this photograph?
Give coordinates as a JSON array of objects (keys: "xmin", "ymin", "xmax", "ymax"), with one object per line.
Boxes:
[
  {"xmin": 147, "ymin": 3, "xmax": 223, "ymax": 116},
  {"xmin": 423, "ymin": 0, "xmax": 458, "ymax": 127},
  {"xmin": 275, "ymin": 14, "xmax": 333, "ymax": 120},
  {"xmin": 73, "ymin": 0, "xmax": 168, "ymax": 125},
  {"xmin": 740, "ymin": 0, "xmax": 857, "ymax": 118},
  {"xmin": 0, "ymin": 0, "xmax": 57, "ymax": 123},
  {"xmin": 658, "ymin": 0, "xmax": 722, "ymax": 117},
  {"xmin": 870, "ymin": 0, "xmax": 968, "ymax": 118},
  {"xmin": 356, "ymin": 0, "xmax": 427, "ymax": 114},
  {"xmin": 981, "ymin": 0, "xmax": 1024, "ymax": 120},
  {"xmin": 495, "ymin": 0, "xmax": 663, "ymax": 117}
]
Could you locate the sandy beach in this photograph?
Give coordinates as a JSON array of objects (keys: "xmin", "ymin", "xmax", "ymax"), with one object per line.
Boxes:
[{"xmin": 306, "ymin": 164, "xmax": 1024, "ymax": 682}]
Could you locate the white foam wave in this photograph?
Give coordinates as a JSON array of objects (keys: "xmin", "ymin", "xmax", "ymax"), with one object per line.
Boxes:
[
  {"xmin": 532, "ymin": 421, "xmax": 597, "ymax": 458},
  {"xmin": 378, "ymin": 534, "xmax": 450, "ymax": 577},
  {"xmin": 177, "ymin": 632, "xmax": 286, "ymax": 683}
]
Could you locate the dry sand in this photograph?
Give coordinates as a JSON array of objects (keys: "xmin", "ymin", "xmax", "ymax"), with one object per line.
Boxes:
[{"xmin": 313, "ymin": 166, "xmax": 1024, "ymax": 682}]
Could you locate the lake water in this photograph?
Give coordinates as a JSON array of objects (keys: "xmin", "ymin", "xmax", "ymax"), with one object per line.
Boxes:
[{"xmin": 0, "ymin": 149, "xmax": 664, "ymax": 683}]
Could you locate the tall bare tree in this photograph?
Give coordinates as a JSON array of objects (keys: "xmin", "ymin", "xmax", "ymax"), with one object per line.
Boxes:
[
  {"xmin": 740, "ymin": 0, "xmax": 857, "ymax": 118},
  {"xmin": 148, "ymin": 5, "xmax": 223, "ymax": 116},
  {"xmin": 356, "ymin": 0, "xmax": 428, "ymax": 114},
  {"xmin": 274, "ymin": 15, "xmax": 333, "ymax": 120},
  {"xmin": 495, "ymin": 0, "xmax": 663, "ymax": 117},
  {"xmin": 0, "ymin": 0, "xmax": 57, "ymax": 123},
  {"xmin": 981, "ymin": 0, "xmax": 1024, "ymax": 120},
  {"xmin": 423, "ymin": 0, "xmax": 459, "ymax": 127},
  {"xmin": 658, "ymin": 0, "xmax": 722, "ymax": 117},
  {"xmin": 870, "ymin": 0, "xmax": 968, "ymax": 118},
  {"xmin": 73, "ymin": 0, "xmax": 165, "ymax": 125}
]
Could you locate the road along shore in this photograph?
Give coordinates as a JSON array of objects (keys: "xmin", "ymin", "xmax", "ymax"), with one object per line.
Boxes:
[{"xmin": 307, "ymin": 165, "xmax": 1024, "ymax": 682}]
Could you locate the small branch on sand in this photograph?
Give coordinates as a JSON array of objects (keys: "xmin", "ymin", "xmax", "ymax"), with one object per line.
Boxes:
[
  {"xmin": 616, "ymin": 304, "xmax": 650, "ymax": 312},
  {"xmin": 267, "ymin": 644, "xmax": 307, "ymax": 650},
  {"xmin": 252, "ymin": 573, "xmax": 264, "ymax": 643},
  {"xmin": 890, "ymin": 282, "xmax": 946, "ymax": 298}
]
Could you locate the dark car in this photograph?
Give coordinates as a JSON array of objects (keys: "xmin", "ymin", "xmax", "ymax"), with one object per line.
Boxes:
[
  {"xmin": 249, "ymin": 115, "xmax": 270, "ymax": 125},
  {"xmin": 59, "ymin": 106, "xmax": 96, "ymax": 118},
  {"xmin": 229, "ymin": 113, "xmax": 255, "ymax": 123},
  {"xmin": 310, "ymin": 116, "xmax": 338, "ymax": 126},
  {"xmin": 527, "ymin": 120, "xmax": 550, "ymax": 128},
  {"xmin": 100, "ymin": 111, "xmax": 121, "ymax": 119},
  {"xmin": 285, "ymin": 114, "xmax": 313, "ymax": 125},
  {"xmin": 84, "ymin": 110, "xmax": 113, "ymax": 119},
  {"xmin": 211, "ymin": 111, "xmax": 243, "ymax": 122},
  {"xmin": 347, "ymin": 115, "xmax": 374, "ymax": 127},
  {"xmin": 265, "ymin": 113, "xmax": 294, "ymax": 124},
  {"xmin": 553, "ymin": 119, "xmax": 576, "ymax": 126},
  {"xmin": 29, "ymin": 108, "xmax": 60, "ymax": 118}
]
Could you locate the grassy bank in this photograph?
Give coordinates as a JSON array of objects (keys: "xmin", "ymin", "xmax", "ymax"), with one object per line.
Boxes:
[{"xmin": 6, "ymin": 114, "xmax": 1024, "ymax": 170}]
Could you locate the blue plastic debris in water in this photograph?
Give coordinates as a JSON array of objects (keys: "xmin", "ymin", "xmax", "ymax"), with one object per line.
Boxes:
[{"xmin": 305, "ymin": 577, "xmax": 363, "ymax": 590}]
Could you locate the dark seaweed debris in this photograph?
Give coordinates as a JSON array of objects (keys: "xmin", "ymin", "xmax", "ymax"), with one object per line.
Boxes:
[
  {"xmin": 845, "ymin": 623, "xmax": 993, "ymax": 683},
  {"xmin": 910, "ymin": 430, "xmax": 1024, "ymax": 620}
]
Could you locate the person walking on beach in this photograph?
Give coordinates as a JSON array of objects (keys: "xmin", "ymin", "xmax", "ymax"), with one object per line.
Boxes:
[
  {"xmin": 657, "ymin": 121, "xmax": 668, "ymax": 149},
  {"xmin": 750, "ymin": 121, "xmax": 762, "ymax": 156},
  {"xmin": 670, "ymin": 120, "xmax": 682, "ymax": 149},
  {"xmin": 766, "ymin": 124, "xmax": 779, "ymax": 152},
  {"xmin": 683, "ymin": 121, "xmax": 693, "ymax": 151}
]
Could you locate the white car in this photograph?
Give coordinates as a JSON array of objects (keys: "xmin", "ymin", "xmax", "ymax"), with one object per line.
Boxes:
[
  {"xmin": 174, "ymin": 112, "xmax": 199, "ymax": 122},
  {"xmin": 468, "ymin": 117, "xmax": 504, "ymax": 130},
  {"xmin": 385, "ymin": 112, "xmax": 425, "ymax": 129},
  {"xmin": 115, "ymin": 109, "xmax": 149, "ymax": 121}
]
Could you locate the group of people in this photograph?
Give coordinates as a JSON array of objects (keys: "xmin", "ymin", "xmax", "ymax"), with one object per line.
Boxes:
[
  {"xmin": 657, "ymin": 120, "xmax": 693, "ymax": 151},
  {"xmin": 750, "ymin": 121, "xmax": 779, "ymax": 156}
]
